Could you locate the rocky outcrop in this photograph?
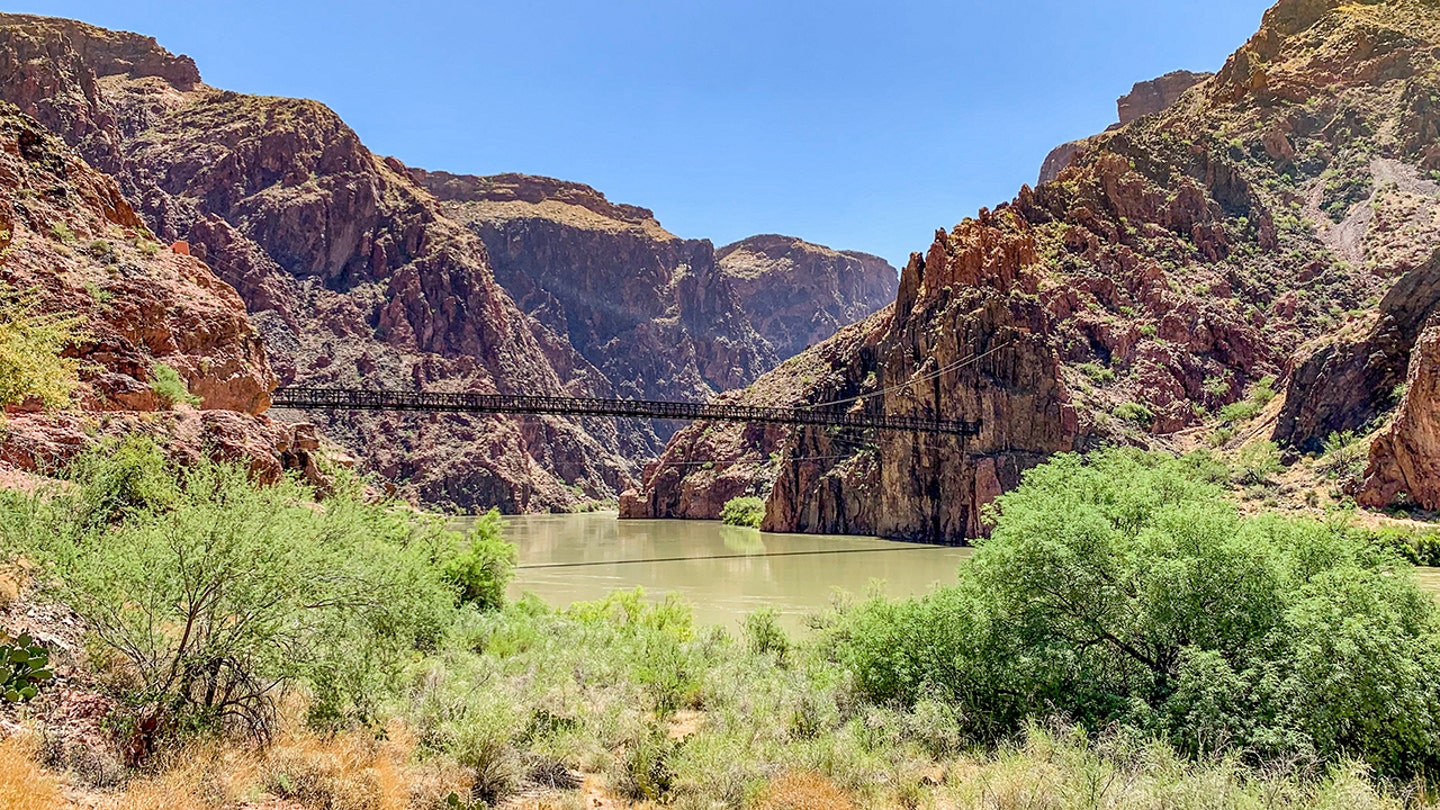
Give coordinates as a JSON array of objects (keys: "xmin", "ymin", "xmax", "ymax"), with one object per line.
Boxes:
[
  {"xmin": 715, "ymin": 234, "xmax": 897, "ymax": 361},
  {"xmin": 1038, "ymin": 71, "xmax": 1211, "ymax": 185},
  {"xmin": 1117, "ymin": 70, "xmax": 1212, "ymax": 125},
  {"xmin": 621, "ymin": 312, "xmax": 891, "ymax": 526},
  {"xmin": 0, "ymin": 102, "xmax": 334, "ymax": 486},
  {"xmin": 1039, "ymin": 140, "xmax": 1086, "ymax": 186},
  {"xmin": 630, "ymin": 0, "xmax": 1440, "ymax": 541},
  {"xmin": 414, "ymin": 171, "xmax": 896, "ymax": 447},
  {"xmin": 1359, "ymin": 315, "xmax": 1440, "ymax": 509},
  {"xmin": 0, "ymin": 15, "xmax": 638, "ymax": 511},
  {"xmin": 0, "ymin": 104, "xmax": 270, "ymax": 414},
  {"xmin": 1274, "ymin": 248, "xmax": 1440, "ymax": 452}
]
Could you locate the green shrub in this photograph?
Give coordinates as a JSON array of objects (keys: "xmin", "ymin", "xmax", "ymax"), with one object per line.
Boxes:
[
  {"xmin": 1112, "ymin": 401, "xmax": 1153, "ymax": 427},
  {"xmin": 1078, "ymin": 362, "xmax": 1115, "ymax": 384},
  {"xmin": 617, "ymin": 727, "xmax": 678, "ymax": 802},
  {"xmin": 1320, "ymin": 430, "xmax": 1367, "ymax": 482},
  {"xmin": 149, "ymin": 362, "xmax": 200, "ymax": 408},
  {"xmin": 0, "ymin": 444, "xmax": 458, "ymax": 741},
  {"xmin": 441, "ymin": 509, "xmax": 517, "ymax": 611},
  {"xmin": 721, "ymin": 496, "xmax": 766, "ymax": 528},
  {"xmin": 742, "ymin": 607, "xmax": 789, "ymax": 665},
  {"xmin": 834, "ymin": 447, "xmax": 1440, "ymax": 776},
  {"xmin": 0, "ymin": 283, "xmax": 83, "ymax": 408},
  {"xmin": 1218, "ymin": 399, "xmax": 1261, "ymax": 423}
]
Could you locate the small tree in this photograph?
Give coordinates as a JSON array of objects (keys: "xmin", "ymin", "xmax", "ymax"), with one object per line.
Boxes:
[
  {"xmin": 1, "ymin": 440, "xmax": 457, "ymax": 746},
  {"xmin": 440, "ymin": 509, "xmax": 517, "ymax": 611},
  {"xmin": 721, "ymin": 496, "xmax": 766, "ymax": 528}
]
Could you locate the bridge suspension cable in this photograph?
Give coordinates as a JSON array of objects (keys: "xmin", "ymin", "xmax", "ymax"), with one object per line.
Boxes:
[{"xmin": 270, "ymin": 388, "xmax": 981, "ymax": 437}]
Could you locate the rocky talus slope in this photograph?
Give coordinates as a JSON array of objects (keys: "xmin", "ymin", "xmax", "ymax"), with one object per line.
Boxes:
[
  {"xmin": 628, "ymin": 0, "xmax": 1440, "ymax": 541},
  {"xmin": 0, "ymin": 13, "xmax": 642, "ymax": 511},
  {"xmin": 0, "ymin": 103, "xmax": 327, "ymax": 484}
]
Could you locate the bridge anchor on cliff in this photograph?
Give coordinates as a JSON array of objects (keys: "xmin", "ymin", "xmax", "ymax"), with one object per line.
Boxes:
[{"xmin": 270, "ymin": 388, "xmax": 981, "ymax": 437}]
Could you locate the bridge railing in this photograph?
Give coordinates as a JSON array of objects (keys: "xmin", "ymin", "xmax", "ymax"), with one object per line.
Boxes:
[{"xmin": 270, "ymin": 388, "xmax": 981, "ymax": 437}]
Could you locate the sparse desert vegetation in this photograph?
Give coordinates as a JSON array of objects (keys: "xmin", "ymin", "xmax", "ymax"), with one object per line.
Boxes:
[{"xmin": 3, "ymin": 444, "xmax": 1440, "ymax": 808}]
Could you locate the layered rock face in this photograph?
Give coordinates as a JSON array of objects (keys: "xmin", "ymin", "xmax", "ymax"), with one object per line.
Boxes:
[
  {"xmin": 0, "ymin": 14, "xmax": 640, "ymax": 511},
  {"xmin": 715, "ymin": 234, "xmax": 897, "ymax": 361},
  {"xmin": 413, "ymin": 171, "xmax": 898, "ymax": 450},
  {"xmin": 629, "ymin": 0, "xmax": 1440, "ymax": 540},
  {"xmin": 0, "ymin": 103, "xmax": 325, "ymax": 484},
  {"xmin": 411, "ymin": 170, "xmax": 773, "ymax": 448}
]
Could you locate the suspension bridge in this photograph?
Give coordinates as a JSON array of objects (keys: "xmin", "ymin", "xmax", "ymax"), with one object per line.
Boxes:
[{"xmin": 269, "ymin": 388, "xmax": 981, "ymax": 437}]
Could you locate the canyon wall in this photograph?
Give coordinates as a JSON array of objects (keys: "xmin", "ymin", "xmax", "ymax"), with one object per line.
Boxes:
[
  {"xmin": 629, "ymin": 0, "xmax": 1440, "ymax": 540},
  {"xmin": 0, "ymin": 102, "xmax": 325, "ymax": 485},
  {"xmin": 0, "ymin": 13, "xmax": 641, "ymax": 511}
]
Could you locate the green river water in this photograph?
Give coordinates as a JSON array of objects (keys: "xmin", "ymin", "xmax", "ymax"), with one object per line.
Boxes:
[{"xmin": 486, "ymin": 512, "xmax": 1440, "ymax": 632}]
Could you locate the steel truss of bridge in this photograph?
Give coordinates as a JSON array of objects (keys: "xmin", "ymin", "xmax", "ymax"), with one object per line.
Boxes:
[{"xmin": 270, "ymin": 388, "xmax": 981, "ymax": 437}]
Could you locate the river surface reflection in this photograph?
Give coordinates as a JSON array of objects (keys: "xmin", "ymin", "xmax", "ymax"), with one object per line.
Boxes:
[
  {"xmin": 493, "ymin": 512, "xmax": 970, "ymax": 630},
  {"xmin": 469, "ymin": 512, "xmax": 1440, "ymax": 632}
]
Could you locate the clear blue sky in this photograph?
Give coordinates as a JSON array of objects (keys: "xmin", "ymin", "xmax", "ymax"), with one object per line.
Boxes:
[{"xmin": 17, "ymin": 0, "xmax": 1272, "ymax": 265}]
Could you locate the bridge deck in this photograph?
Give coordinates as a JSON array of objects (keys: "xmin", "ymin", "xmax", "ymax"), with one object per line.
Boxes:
[{"xmin": 270, "ymin": 388, "xmax": 980, "ymax": 437}]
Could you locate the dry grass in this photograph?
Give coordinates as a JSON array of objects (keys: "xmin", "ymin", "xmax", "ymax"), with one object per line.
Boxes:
[
  {"xmin": 0, "ymin": 570, "xmax": 20, "ymax": 608},
  {"xmin": 259, "ymin": 728, "xmax": 415, "ymax": 810},
  {"xmin": 6, "ymin": 713, "xmax": 471, "ymax": 810},
  {"xmin": 0, "ymin": 736, "xmax": 63, "ymax": 810},
  {"xmin": 756, "ymin": 771, "xmax": 855, "ymax": 810}
]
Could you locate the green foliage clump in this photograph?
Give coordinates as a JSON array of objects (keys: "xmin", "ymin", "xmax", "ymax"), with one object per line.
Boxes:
[
  {"xmin": 440, "ymin": 509, "xmax": 517, "ymax": 611},
  {"xmin": 1217, "ymin": 376, "xmax": 1277, "ymax": 425},
  {"xmin": 1320, "ymin": 430, "xmax": 1367, "ymax": 483},
  {"xmin": 742, "ymin": 607, "xmax": 789, "ymax": 666},
  {"xmin": 1077, "ymin": 362, "xmax": 1115, "ymax": 384},
  {"xmin": 832, "ymin": 447, "xmax": 1440, "ymax": 777},
  {"xmin": 1112, "ymin": 401, "xmax": 1153, "ymax": 427},
  {"xmin": 149, "ymin": 362, "xmax": 201, "ymax": 408},
  {"xmin": 1359, "ymin": 525, "xmax": 1440, "ymax": 568},
  {"xmin": 0, "ymin": 631, "xmax": 53, "ymax": 703},
  {"xmin": 0, "ymin": 284, "xmax": 83, "ymax": 409},
  {"xmin": 0, "ymin": 439, "xmax": 459, "ymax": 740},
  {"xmin": 48, "ymin": 222, "xmax": 75, "ymax": 243},
  {"xmin": 721, "ymin": 496, "xmax": 766, "ymax": 528}
]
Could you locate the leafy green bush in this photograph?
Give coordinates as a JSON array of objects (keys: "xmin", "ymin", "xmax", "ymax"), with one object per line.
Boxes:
[
  {"xmin": 1358, "ymin": 525, "xmax": 1440, "ymax": 568},
  {"xmin": 742, "ymin": 607, "xmax": 789, "ymax": 665},
  {"xmin": 721, "ymin": 496, "xmax": 766, "ymax": 528},
  {"xmin": 149, "ymin": 362, "xmax": 200, "ymax": 408},
  {"xmin": 1321, "ymin": 430, "xmax": 1367, "ymax": 482},
  {"xmin": 0, "ymin": 283, "xmax": 82, "ymax": 408},
  {"xmin": 0, "ymin": 442, "xmax": 458, "ymax": 741},
  {"xmin": 0, "ymin": 631, "xmax": 53, "ymax": 703},
  {"xmin": 1112, "ymin": 401, "xmax": 1153, "ymax": 427},
  {"xmin": 834, "ymin": 448, "xmax": 1440, "ymax": 776},
  {"xmin": 617, "ymin": 727, "xmax": 678, "ymax": 802},
  {"xmin": 440, "ymin": 509, "xmax": 517, "ymax": 611}
]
